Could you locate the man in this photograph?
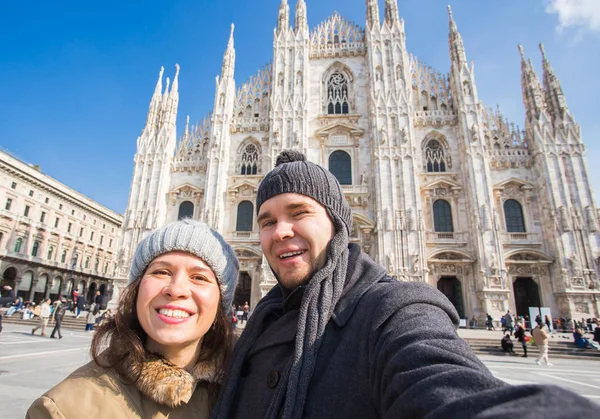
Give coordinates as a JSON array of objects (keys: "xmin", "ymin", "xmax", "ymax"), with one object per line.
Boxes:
[
  {"xmin": 213, "ymin": 150, "xmax": 599, "ymax": 418},
  {"xmin": 75, "ymin": 293, "xmax": 85, "ymax": 318},
  {"xmin": 94, "ymin": 290, "xmax": 102, "ymax": 307},
  {"xmin": 32, "ymin": 298, "xmax": 51, "ymax": 337},
  {"xmin": 505, "ymin": 309, "xmax": 514, "ymax": 334},
  {"xmin": 0, "ymin": 285, "xmax": 16, "ymax": 307},
  {"xmin": 50, "ymin": 298, "xmax": 66, "ymax": 339}
]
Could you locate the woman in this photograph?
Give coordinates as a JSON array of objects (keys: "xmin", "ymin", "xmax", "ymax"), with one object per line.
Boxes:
[{"xmin": 27, "ymin": 219, "xmax": 239, "ymax": 418}]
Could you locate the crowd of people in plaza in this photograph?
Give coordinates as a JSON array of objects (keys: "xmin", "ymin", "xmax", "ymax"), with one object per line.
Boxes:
[
  {"xmin": 12, "ymin": 150, "xmax": 600, "ymax": 418},
  {"xmin": 492, "ymin": 307, "xmax": 600, "ymax": 364},
  {"xmin": 0, "ymin": 284, "xmax": 113, "ymax": 337}
]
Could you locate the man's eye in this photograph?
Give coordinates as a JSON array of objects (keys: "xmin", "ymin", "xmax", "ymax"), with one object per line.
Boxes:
[{"xmin": 262, "ymin": 220, "xmax": 275, "ymax": 228}]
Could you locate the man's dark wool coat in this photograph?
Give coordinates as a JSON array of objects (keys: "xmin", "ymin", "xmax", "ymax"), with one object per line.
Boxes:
[{"xmin": 226, "ymin": 244, "xmax": 599, "ymax": 418}]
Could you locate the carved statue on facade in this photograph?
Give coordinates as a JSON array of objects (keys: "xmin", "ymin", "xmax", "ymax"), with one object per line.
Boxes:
[
  {"xmin": 585, "ymin": 206, "xmax": 598, "ymax": 232},
  {"xmin": 412, "ymin": 253, "xmax": 420, "ymax": 273},
  {"xmin": 387, "ymin": 253, "xmax": 394, "ymax": 273},
  {"xmin": 380, "ymin": 128, "xmax": 388, "ymax": 145},
  {"xmin": 571, "ymin": 207, "xmax": 583, "ymax": 231},
  {"xmin": 472, "ymin": 208, "xmax": 481, "ymax": 231},
  {"xmin": 560, "ymin": 206, "xmax": 571, "ymax": 232},
  {"xmin": 360, "ymin": 171, "xmax": 369, "ymax": 185},
  {"xmin": 492, "ymin": 208, "xmax": 501, "ymax": 231}
]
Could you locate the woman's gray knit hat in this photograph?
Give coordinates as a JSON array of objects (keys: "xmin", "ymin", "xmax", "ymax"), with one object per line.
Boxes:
[
  {"xmin": 129, "ymin": 219, "xmax": 239, "ymax": 312},
  {"xmin": 256, "ymin": 150, "xmax": 353, "ymax": 234}
]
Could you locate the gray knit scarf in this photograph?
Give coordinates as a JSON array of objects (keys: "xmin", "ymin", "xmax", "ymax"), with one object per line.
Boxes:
[{"xmin": 212, "ymin": 215, "xmax": 349, "ymax": 419}]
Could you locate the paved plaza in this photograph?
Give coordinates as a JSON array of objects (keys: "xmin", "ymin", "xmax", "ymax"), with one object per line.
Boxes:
[{"xmin": 1, "ymin": 323, "xmax": 599, "ymax": 419}]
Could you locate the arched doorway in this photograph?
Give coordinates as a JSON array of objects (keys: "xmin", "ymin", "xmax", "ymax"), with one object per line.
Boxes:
[
  {"xmin": 2, "ymin": 267, "xmax": 17, "ymax": 289},
  {"xmin": 437, "ymin": 276, "xmax": 464, "ymax": 318},
  {"xmin": 233, "ymin": 272, "xmax": 252, "ymax": 309},
  {"xmin": 513, "ymin": 277, "xmax": 540, "ymax": 318},
  {"xmin": 99, "ymin": 283, "xmax": 107, "ymax": 309},
  {"xmin": 77, "ymin": 280, "xmax": 86, "ymax": 296},
  {"xmin": 49, "ymin": 277, "xmax": 62, "ymax": 301},
  {"xmin": 34, "ymin": 274, "xmax": 49, "ymax": 303},
  {"xmin": 88, "ymin": 282, "xmax": 98, "ymax": 304},
  {"xmin": 64, "ymin": 279, "xmax": 74, "ymax": 298},
  {"xmin": 18, "ymin": 271, "xmax": 34, "ymax": 300},
  {"xmin": 178, "ymin": 201, "xmax": 194, "ymax": 220}
]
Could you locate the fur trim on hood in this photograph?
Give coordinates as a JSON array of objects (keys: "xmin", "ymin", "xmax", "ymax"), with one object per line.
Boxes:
[{"xmin": 122, "ymin": 352, "xmax": 221, "ymax": 408}]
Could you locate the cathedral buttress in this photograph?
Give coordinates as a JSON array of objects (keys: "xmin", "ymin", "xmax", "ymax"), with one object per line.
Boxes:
[
  {"xmin": 447, "ymin": 7, "xmax": 506, "ymax": 306},
  {"xmin": 203, "ymin": 24, "xmax": 236, "ymax": 231},
  {"xmin": 366, "ymin": 0, "xmax": 422, "ymax": 280},
  {"xmin": 117, "ymin": 64, "xmax": 179, "ymax": 278},
  {"xmin": 269, "ymin": 0, "xmax": 309, "ymax": 165},
  {"xmin": 520, "ymin": 46, "xmax": 600, "ymax": 301}
]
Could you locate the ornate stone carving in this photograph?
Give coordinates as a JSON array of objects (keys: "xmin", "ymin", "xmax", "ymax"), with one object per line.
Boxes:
[{"xmin": 560, "ymin": 206, "xmax": 571, "ymax": 232}]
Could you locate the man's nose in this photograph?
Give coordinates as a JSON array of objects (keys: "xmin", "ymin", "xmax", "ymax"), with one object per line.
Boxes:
[{"xmin": 272, "ymin": 220, "xmax": 294, "ymax": 241}]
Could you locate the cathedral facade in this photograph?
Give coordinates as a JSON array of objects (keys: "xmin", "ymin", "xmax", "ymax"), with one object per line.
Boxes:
[{"xmin": 116, "ymin": 0, "xmax": 600, "ymax": 323}]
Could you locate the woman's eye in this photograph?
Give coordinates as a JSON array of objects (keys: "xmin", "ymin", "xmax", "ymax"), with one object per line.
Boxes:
[
  {"xmin": 191, "ymin": 275, "xmax": 208, "ymax": 282},
  {"xmin": 153, "ymin": 269, "xmax": 170, "ymax": 276}
]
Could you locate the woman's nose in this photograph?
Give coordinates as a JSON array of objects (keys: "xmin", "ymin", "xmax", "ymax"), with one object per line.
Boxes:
[{"xmin": 163, "ymin": 272, "xmax": 191, "ymax": 298}]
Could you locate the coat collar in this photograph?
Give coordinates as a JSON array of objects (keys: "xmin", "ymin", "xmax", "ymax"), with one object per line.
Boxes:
[
  {"xmin": 121, "ymin": 352, "xmax": 220, "ymax": 408},
  {"xmin": 330, "ymin": 243, "xmax": 388, "ymax": 327}
]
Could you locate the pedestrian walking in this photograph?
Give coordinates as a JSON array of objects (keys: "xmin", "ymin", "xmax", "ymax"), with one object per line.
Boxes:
[
  {"xmin": 75, "ymin": 294, "xmax": 85, "ymax": 318},
  {"xmin": 85, "ymin": 303, "xmax": 98, "ymax": 331},
  {"xmin": 486, "ymin": 313, "xmax": 495, "ymax": 330},
  {"xmin": 32, "ymin": 298, "xmax": 51, "ymax": 337},
  {"xmin": 545, "ymin": 314, "xmax": 552, "ymax": 332},
  {"xmin": 533, "ymin": 321, "xmax": 552, "ymax": 366},
  {"xmin": 50, "ymin": 299, "xmax": 66, "ymax": 339},
  {"xmin": 514, "ymin": 321, "xmax": 528, "ymax": 357},
  {"xmin": 242, "ymin": 301, "xmax": 249, "ymax": 323}
]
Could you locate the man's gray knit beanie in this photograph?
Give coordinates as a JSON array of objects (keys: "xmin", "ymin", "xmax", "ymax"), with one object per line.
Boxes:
[
  {"xmin": 256, "ymin": 150, "xmax": 353, "ymax": 234},
  {"xmin": 129, "ymin": 219, "xmax": 239, "ymax": 312}
]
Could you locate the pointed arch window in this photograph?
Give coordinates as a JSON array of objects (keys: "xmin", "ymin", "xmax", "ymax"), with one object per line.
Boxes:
[
  {"xmin": 329, "ymin": 150, "xmax": 352, "ymax": 185},
  {"xmin": 236, "ymin": 201, "xmax": 254, "ymax": 232},
  {"xmin": 240, "ymin": 143, "xmax": 259, "ymax": 175},
  {"xmin": 425, "ymin": 140, "xmax": 447, "ymax": 172},
  {"xmin": 14, "ymin": 238, "xmax": 23, "ymax": 253},
  {"xmin": 433, "ymin": 200, "xmax": 453, "ymax": 232},
  {"xmin": 327, "ymin": 72, "xmax": 350, "ymax": 115},
  {"xmin": 504, "ymin": 199, "xmax": 526, "ymax": 233},
  {"xmin": 85, "ymin": 256, "xmax": 90, "ymax": 269},
  {"xmin": 178, "ymin": 201, "xmax": 194, "ymax": 220},
  {"xmin": 31, "ymin": 241, "xmax": 40, "ymax": 257}
]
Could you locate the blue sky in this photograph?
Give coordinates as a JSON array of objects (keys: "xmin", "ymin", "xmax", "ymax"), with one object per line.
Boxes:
[{"xmin": 1, "ymin": 0, "xmax": 599, "ymax": 213}]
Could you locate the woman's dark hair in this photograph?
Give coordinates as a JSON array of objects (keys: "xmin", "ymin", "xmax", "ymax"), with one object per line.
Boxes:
[{"xmin": 90, "ymin": 270, "xmax": 233, "ymax": 402}]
